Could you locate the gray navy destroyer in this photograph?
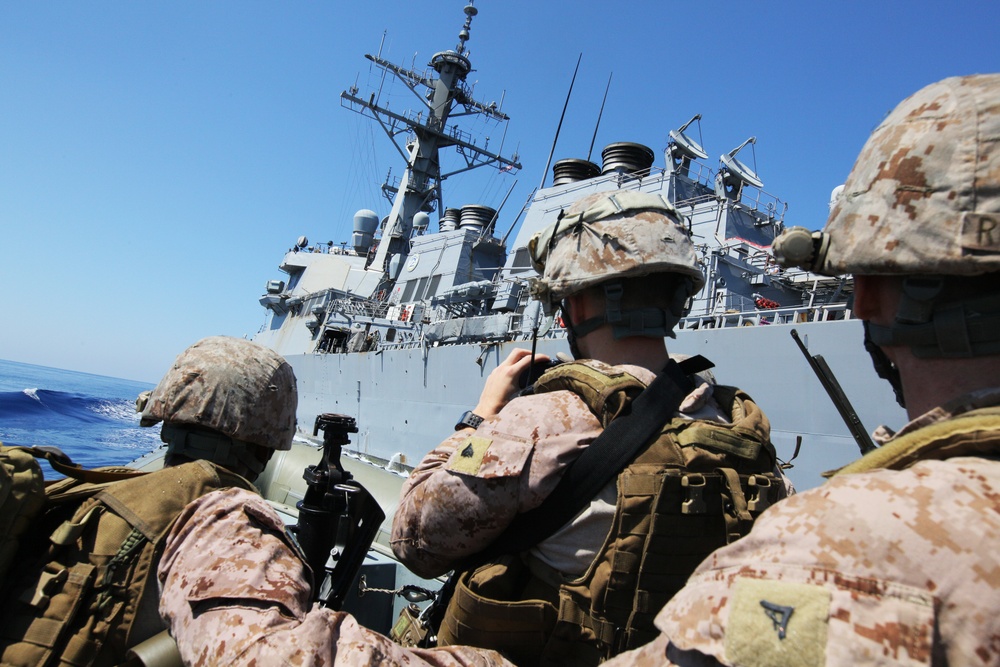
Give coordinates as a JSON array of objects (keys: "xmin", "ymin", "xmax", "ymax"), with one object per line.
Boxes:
[
  {"xmin": 248, "ymin": 1, "xmax": 905, "ymax": 505},
  {"xmin": 122, "ymin": 1, "xmax": 910, "ymax": 631}
]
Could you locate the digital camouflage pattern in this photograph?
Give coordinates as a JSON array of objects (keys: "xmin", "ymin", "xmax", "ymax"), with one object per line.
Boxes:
[
  {"xmin": 391, "ymin": 361, "xmax": 736, "ymax": 580},
  {"xmin": 391, "ymin": 367, "xmax": 606, "ymax": 578},
  {"xmin": 601, "ymin": 389, "xmax": 1000, "ymax": 667},
  {"xmin": 816, "ymin": 73, "xmax": 1000, "ymax": 277},
  {"xmin": 140, "ymin": 336, "xmax": 297, "ymax": 450},
  {"xmin": 527, "ymin": 191, "xmax": 705, "ymax": 308},
  {"xmin": 157, "ymin": 487, "xmax": 513, "ymax": 667}
]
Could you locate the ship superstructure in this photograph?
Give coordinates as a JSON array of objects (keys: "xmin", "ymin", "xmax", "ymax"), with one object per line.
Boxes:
[{"xmin": 253, "ymin": 3, "xmax": 907, "ymax": 493}]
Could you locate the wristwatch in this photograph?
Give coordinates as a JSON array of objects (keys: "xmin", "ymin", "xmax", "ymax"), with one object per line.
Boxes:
[{"xmin": 454, "ymin": 410, "xmax": 485, "ymax": 431}]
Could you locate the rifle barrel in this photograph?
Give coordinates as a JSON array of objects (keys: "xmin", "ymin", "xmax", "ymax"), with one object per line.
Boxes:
[{"xmin": 791, "ymin": 329, "xmax": 877, "ymax": 455}]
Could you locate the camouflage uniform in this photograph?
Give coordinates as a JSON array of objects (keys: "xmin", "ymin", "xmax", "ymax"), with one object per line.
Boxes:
[
  {"xmin": 603, "ymin": 388, "xmax": 1000, "ymax": 666},
  {"xmin": 157, "ymin": 486, "xmax": 512, "ymax": 667},
  {"xmin": 391, "ymin": 363, "xmax": 732, "ymax": 578}
]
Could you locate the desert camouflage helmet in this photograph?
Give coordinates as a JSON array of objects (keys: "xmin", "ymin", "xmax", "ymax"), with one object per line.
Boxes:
[
  {"xmin": 140, "ymin": 336, "xmax": 297, "ymax": 451},
  {"xmin": 528, "ymin": 191, "xmax": 705, "ymax": 306},
  {"xmin": 774, "ymin": 74, "xmax": 1000, "ymax": 276}
]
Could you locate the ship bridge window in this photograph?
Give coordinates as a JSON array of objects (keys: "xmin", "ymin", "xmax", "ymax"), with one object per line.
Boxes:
[
  {"xmin": 414, "ymin": 277, "xmax": 429, "ymax": 300},
  {"xmin": 512, "ymin": 247, "xmax": 532, "ymax": 269},
  {"xmin": 427, "ymin": 275, "xmax": 442, "ymax": 298},
  {"xmin": 401, "ymin": 280, "xmax": 417, "ymax": 303}
]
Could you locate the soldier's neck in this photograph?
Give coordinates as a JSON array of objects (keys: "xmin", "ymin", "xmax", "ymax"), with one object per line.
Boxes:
[{"xmin": 578, "ymin": 328, "xmax": 669, "ymax": 372}]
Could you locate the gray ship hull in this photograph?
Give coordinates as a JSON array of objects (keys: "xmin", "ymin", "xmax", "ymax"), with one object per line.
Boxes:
[{"xmin": 286, "ymin": 317, "xmax": 906, "ymax": 492}]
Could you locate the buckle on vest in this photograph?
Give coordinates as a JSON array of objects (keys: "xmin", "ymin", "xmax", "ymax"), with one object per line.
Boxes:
[
  {"xmin": 681, "ymin": 474, "xmax": 707, "ymax": 514},
  {"xmin": 747, "ymin": 475, "xmax": 773, "ymax": 513},
  {"xmin": 23, "ymin": 566, "xmax": 68, "ymax": 609}
]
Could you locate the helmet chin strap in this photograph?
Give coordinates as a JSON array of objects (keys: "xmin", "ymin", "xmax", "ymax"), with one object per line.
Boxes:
[
  {"xmin": 866, "ymin": 275, "xmax": 1000, "ymax": 359},
  {"xmin": 161, "ymin": 423, "xmax": 267, "ymax": 478},
  {"xmin": 560, "ymin": 299, "xmax": 586, "ymax": 360},
  {"xmin": 564, "ymin": 280, "xmax": 693, "ymax": 351},
  {"xmin": 863, "ymin": 322, "xmax": 906, "ymax": 408}
]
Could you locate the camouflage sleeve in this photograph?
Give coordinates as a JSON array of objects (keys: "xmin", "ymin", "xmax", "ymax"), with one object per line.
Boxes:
[
  {"xmin": 606, "ymin": 458, "xmax": 1000, "ymax": 666},
  {"xmin": 391, "ymin": 390, "xmax": 602, "ymax": 578},
  {"xmin": 158, "ymin": 487, "xmax": 514, "ymax": 667}
]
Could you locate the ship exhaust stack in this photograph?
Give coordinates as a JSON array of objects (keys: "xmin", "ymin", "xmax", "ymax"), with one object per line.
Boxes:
[
  {"xmin": 459, "ymin": 205, "xmax": 497, "ymax": 236},
  {"xmin": 440, "ymin": 208, "xmax": 461, "ymax": 232},
  {"xmin": 601, "ymin": 142, "xmax": 654, "ymax": 178},
  {"xmin": 552, "ymin": 158, "xmax": 600, "ymax": 186}
]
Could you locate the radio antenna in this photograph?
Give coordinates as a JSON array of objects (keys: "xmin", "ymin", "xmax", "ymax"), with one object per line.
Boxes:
[
  {"xmin": 587, "ymin": 72, "xmax": 612, "ymax": 162},
  {"xmin": 538, "ymin": 53, "xmax": 582, "ymax": 191}
]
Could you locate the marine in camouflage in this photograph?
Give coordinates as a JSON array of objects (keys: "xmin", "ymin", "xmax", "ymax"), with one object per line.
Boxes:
[
  {"xmin": 603, "ymin": 389, "xmax": 1000, "ymax": 666},
  {"xmin": 140, "ymin": 335, "xmax": 297, "ymax": 451},
  {"xmin": 391, "ymin": 361, "xmax": 738, "ymax": 579},
  {"xmin": 157, "ymin": 486, "xmax": 514, "ymax": 667}
]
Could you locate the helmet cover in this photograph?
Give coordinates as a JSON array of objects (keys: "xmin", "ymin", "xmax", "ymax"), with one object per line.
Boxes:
[
  {"xmin": 528, "ymin": 191, "xmax": 705, "ymax": 307},
  {"xmin": 140, "ymin": 336, "xmax": 297, "ymax": 451},
  {"xmin": 816, "ymin": 74, "xmax": 1000, "ymax": 276}
]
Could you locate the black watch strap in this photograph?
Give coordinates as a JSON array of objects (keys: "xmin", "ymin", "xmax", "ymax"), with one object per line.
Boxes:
[{"xmin": 454, "ymin": 410, "xmax": 484, "ymax": 431}]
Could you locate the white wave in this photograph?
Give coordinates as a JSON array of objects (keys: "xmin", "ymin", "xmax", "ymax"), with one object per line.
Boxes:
[{"xmin": 23, "ymin": 388, "xmax": 41, "ymax": 402}]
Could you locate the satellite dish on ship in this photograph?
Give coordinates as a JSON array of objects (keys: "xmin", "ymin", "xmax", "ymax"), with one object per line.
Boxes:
[
  {"xmin": 666, "ymin": 114, "xmax": 708, "ymax": 176},
  {"xmin": 716, "ymin": 137, "xmax": 763, "ymax": 200}
]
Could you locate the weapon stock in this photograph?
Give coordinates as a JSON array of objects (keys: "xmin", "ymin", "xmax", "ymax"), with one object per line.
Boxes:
[
  {"xmin": 289, "ymin": 413, "xmax": 386, "ymax": 609},
  {"xmin": 790, "ymin": 329, "xmax": 877, "ymax": 455}
]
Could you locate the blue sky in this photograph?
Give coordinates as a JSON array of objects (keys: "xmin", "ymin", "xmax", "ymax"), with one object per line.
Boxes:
[{"xmin": 2, "ymin": 1, "xmax": 997, "ymax": 383}]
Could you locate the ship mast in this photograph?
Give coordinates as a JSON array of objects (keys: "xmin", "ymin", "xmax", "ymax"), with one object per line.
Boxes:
[{"xmin": 340, "ymin": 2, "xmax": 521, "ymax": 298}]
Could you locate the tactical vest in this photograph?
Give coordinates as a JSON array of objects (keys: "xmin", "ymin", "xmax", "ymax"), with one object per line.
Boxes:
[
  {"xmin": 438, "ymin": 361, "xmax": 786, "ymax": 667},
  {"xmin": 0, "ymin": 459, "xmax": 254, "ymax": 667}
]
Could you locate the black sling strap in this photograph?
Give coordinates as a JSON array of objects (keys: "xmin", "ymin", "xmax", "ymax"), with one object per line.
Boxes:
[{"xmin": 486, "ymin": 356, "xmax": 698, "ymax": 558}]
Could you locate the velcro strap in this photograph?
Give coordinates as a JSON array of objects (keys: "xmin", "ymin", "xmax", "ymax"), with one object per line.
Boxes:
[
  {"xmin": 22, "ymin": 617, "xmax": 64, "ymax": 649},
  {"xmin": 717, "ymin": 468, "xmax": 753, "ymax": 543},
  {"xmin": 611, "ymin": 549, "xmax": 640, "ymax": 575}
]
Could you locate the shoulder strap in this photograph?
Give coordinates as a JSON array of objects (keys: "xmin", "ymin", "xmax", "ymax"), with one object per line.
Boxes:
[
  {"xmin": 484, "ymin": 358, "xmax": 694, "ymax": 560},
  {"xmin": 24, "ymin": 445, "xmax": 147, "ymax": 483}
]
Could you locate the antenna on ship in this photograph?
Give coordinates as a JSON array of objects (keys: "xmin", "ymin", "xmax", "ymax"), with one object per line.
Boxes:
[
  {"xmin": 538, "ymin": 53, "xmax": 582, "ymax": 191},
  {"xmin": 587, "ymin": 72, "xmax": 613, "ymax": 163},
  {"xmin": 339, "ymin": 0, "xmax": 521, "ymax": 298},
  {"xmin": 716, "ymin": 137, "xmax": 763, "ymax": 201},
  {"xmin": 666, "ymin": 114, "xmax": 708, "ymax": 177},
  {"xmin": 456, "ymin": 2, "xmax": 477, "ymax": 55}
]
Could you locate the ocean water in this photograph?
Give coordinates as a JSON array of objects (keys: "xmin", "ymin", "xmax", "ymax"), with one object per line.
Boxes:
[{"xmin": 0, "ymin": 359, "xmax": 159, "ymax": 478}]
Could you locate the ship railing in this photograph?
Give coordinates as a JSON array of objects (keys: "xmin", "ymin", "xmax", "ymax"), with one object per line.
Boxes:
[
  {"xmin": 327, "ymin": 294, "xmax": 391, "ymax": 319},
  {"xmin": 677, "ymin": 302, "xmax": 853, "ymax": 330}
]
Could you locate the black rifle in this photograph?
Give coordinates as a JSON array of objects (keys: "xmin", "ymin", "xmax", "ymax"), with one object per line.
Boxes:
[
  {"xmin": 790, "ymin": 329, "xmax": 877, "ymax": 455},
  {"xmin": 289, "ymin": 413, "xmax": 386, "ymax": 609}
]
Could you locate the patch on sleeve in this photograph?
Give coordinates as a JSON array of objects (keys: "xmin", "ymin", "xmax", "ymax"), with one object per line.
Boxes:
[
  {"xmin": 447, "ymin": 436, "xmax": 493, "ymax": 475},
  {"xmin": 725, "ymin": 577, "xmax": 830, "ymax": 667},
  {"xmin": 961, "ymin": 213, "xmax": 1000, "ymax": 254}
]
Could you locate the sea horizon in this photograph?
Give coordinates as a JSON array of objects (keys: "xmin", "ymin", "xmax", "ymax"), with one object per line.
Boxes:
[{"xmin": 0, "ymin": 358, "xmax": 158, "ymax": 476}]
